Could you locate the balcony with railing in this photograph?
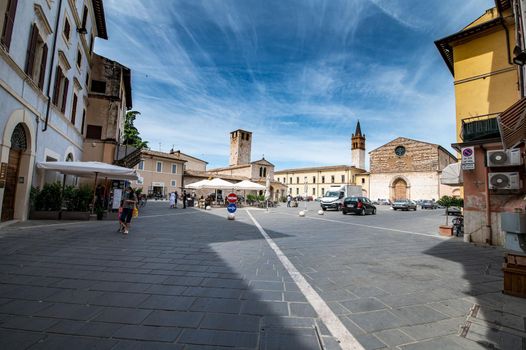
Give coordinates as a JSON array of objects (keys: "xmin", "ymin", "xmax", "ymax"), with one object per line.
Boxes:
[{"xmin": 461, "ymin": 114, "xmax": 500, "ymax": 142}]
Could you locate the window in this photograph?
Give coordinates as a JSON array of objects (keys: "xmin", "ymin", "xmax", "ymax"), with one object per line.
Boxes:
[
  {"xmin": 312, "ymin": 176, "xmax": 316, "ymax": 183},
  {"xmin": 80, "ymin": 109, "xmax": 85, "ymax": 134},
  {"xmin": 322, "ymin": 188, "xmax": 325, "ymax": 195},
  {"xmin": 172, "ymin": 164, "xmax": 177, "ymax": 174},
  {"xmin": 259, "ymin": 167, "xmax": 263, "ymax": 177},
  {"xmin": 263, "ymin": 167, "xmax": 267, "ymax": 177},
  {"xmin": 321, "ymin": 176, "xmax": 325, "ymax": 183},
  {"xmin": 171, "ymin": 180, "xmax": 177, "ymax": 187},
  {"xmin": 341, "ymin": 175, "xmax": 345, "ymax": 183},
  {"xmin": 85, "ymin": 72, "xmax": 89, "ymax": 87},
  {"xmin": 156, "ymin": 161, "xmax": 162, "ymax": 172},
  {"xmin": 63, "ymin": 17, "xmax": 70, "ymax": 41},
  {"xmin": 91, "ymin": 80, "xmax": 106, "ymax": 93},
  {"xmin": 71, "ymin": 93, "xmax": 77, "ymax": 125},
  {"xmin": 52, "ymin": 67, "xmax": 69, "ymax": 113},
  {"xmin": 296, "ymin": 177, "xmax": 299, "ymax": 184},
  {"xmin": 296, "ymin": 188, "xmax": 299, "ymax": 195},
  {"xmin": 331, "ymin": 175, "xmax": 335, "ymax": 183},
  {"xmin": 0, "ymin": 0, "xmax": 18, "ymax": 50},
  {"xmin": 76, "ymin": 48, "xmax": 82, "ymax": 68},
  {"xmin": 361, "ymin": 178, "xmax": 365, "ymax": 184},
  {"xmin": 81, "ymin": 5, "xmax": 88, "ymax": 30},
  {"xmin": 138, "ymin": 160, "xmax": 144, "ymax": 170},
  {"xmin": 289, "ymin": 177, "xmax": 292, "ymax": 184},
  {"xmin": 24, "ymin": 23, "xmax": 48, "ymax": 90},
  {"xmin": 312, "ymin": 188, "xmax": 316, "ymax": 195},
  {"xmin": 86, "ymin": 124, "xmax": 102, "ymax": 139}
]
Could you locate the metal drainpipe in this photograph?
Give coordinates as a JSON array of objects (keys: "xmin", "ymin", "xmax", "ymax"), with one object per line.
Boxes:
[
  {"xmin": 43, "ymin": 0, "xmax": 63, "ymax": 132},
  {"xmin": 498, "ymin": 6, "xmax": 513, "ymax": 65},
  {"xmin": 481, "ymin": 145, "xmax": 493, "ymax": 245}
]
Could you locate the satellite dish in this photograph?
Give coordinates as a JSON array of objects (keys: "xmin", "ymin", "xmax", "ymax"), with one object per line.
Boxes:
[
  {"xmin": 490, "ymin": 173, "xmax": 510, "ymax": 188},
  {"xmin": 489, "ymin": 151, "xmax": 508, "ymax": 165}
]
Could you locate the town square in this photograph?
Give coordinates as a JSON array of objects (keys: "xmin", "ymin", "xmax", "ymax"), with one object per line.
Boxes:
[{"xmin": 1, "ymin": 0, "xmax": 526, "ymax": 349}]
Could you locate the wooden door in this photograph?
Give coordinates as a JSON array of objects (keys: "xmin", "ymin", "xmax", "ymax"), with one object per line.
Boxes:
[
  {"xmin": 393, "ymin": 179, "xmax": 407, "ymax": 201},
  {"xmin": 1, "ymin": 148, "xmax": 21, "ymax": 221}
]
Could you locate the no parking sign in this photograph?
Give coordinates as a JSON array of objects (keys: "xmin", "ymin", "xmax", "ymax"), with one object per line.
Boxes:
[{"xmin": 461, "ymin": 147, "xmax": 475, "ymax": 170}]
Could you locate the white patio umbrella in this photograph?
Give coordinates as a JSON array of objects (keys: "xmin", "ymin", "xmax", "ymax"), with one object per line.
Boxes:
[
  {"xmin": 201, "ymin": 178, "xmax": 235, "ymax": 190},
  {"xmin": 233, "ymin": 180, "xmax": 266, "ymax": 191},
  {"xmin": 37, "ymin": 161, "xmax": 139, "ymax": 212},
  {"xmin": 37, "ymin": 161, "xmax": 138, "ymax": 180},
  {"xmin": 198, "ymin": 178, "xmax": 235, "ymax": 204},
  {"xmin": 186, "ymin": 179, "xmax": 211, "ymax": 189}
]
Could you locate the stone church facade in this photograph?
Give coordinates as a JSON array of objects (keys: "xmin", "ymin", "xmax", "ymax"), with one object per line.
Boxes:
[{"xmin": 369, "ymin": 137, "xmax": 459, "ymax": 202}]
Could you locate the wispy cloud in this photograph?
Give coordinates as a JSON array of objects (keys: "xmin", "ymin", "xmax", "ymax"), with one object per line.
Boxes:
[{"xmin": 96, "ymin": 0, "xmax": 494, "ymax": 169}]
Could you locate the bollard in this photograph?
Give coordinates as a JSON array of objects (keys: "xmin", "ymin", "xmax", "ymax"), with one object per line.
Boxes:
[
  {"xmin": 299, "ymin": 211, "xmax": 305, "ymax": 217},
  {"xmin": 227, "ymin": 213, "xmax": 235, "ymax": 220},
  {"xmin": 317, "ymin": 210, "xmax": 324, "ymax": 215}
]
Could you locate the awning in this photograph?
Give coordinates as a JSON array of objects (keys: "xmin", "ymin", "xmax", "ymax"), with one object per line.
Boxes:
[
  {"xmin": 37, "ymin": 161, "xmax": 138, "ymax": 180},
  {"xmin": 497, "ymin": 97, "xmax": 526, "ymax": 149},
  {"xmin": 440, "ymin": 163, "xmax": 463, "ymax": 186}
]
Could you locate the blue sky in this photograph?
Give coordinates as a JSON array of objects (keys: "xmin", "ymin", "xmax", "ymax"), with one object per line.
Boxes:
[{"xmin": 96, "ymin": 0, "xmax": 495, "ymax": 170}]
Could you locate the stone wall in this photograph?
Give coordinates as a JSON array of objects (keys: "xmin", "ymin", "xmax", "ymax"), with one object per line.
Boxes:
[
  {"xmin": 370, "ymin": 137, "xmax": 440, "ymax": 173},
  {"xmin": 370, "ymin": 172, "xmax": 442, "ymax": 201}
]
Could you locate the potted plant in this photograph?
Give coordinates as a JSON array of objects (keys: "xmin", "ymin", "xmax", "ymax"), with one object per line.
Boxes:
[
  {"xmin": 29, "ymin": 183, "xmax": 62, "ymax": 220},
  {"xmin": 436, "ymin": 195, "xmax": 463, "ymax": 236},
  {"xmin": 61, "ymin": 186, "xmax": 92, "ymax": 220}
]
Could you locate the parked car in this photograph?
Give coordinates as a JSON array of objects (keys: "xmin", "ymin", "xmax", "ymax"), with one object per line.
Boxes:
[
  {"xmin": 421, "ymin": 200, "xmax": 437, "ymax": 209},
  {"xmin": 392, "ymin": 199, "xmax": 417, "ymax": 211},
  {"xmin": 447, "ymin": 206, "xmax": 462, "ymax": 216},
  {"xmin": 342, "ymin": 196, "xmax": 376, "ymax": 215}
]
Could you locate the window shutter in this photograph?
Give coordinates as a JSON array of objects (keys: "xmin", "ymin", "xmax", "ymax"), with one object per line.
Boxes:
[
  {"xmin": 1, "ymin": 0, "xmax": 18, "ymax": 50},
  {"xmin": 81, "ymin": 6, "xmax": 88, "ymax": 29},
  {"xmin": 38, "ymin": 43, "xmax": 48, "ymax": 90},
  {"xmin": 52, "ymin": 68, "xmax": 62, "ymax": 105},
  {"xmin": 71, "ymin": 94, "xmax": 77, "ymax": 125},
  {"xmin": 61, "ymin": 77, "xmax": 69, "ymax": 113},
  {"xmin": 25, "ymin": 23, "xmax": 38, "ymax": 76}
]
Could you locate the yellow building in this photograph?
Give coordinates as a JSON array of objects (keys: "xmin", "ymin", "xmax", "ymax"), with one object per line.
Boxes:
[
  {"xmin": 435, "ymin": 2, "xmax": 518, "ymax": 142},
  {"xmin": 435, "ymin": 0, "xmax": 522, "ymax": 245},
  {"xmin": 274, "ymin": 166, "xmax": 367, "ymax": 199},
  {"xmin": 134, "ymin": 149, "xmax": 186, "ymax": 198}
]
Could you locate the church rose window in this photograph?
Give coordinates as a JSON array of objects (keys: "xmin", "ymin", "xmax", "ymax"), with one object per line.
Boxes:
[{"xmin": 395, "ymin": 146, "xmax": 406, "ymax": 156}]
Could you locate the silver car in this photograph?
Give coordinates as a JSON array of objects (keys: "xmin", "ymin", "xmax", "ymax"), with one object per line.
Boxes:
[{"xmin": 392, "ymin": 199, "xmax": 417, "ymax": 211}]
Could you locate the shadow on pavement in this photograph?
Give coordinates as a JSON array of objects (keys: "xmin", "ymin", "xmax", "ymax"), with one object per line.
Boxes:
[
  {"xmin": 424, "ymin": 239, "xmax": 526, "ymax": 350},
  {"xmin": 0, "ymin": 202, "xmax": 336, "ymax": 349}
]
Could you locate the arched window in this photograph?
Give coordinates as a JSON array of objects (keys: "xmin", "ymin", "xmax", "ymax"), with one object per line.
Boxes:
[
  {"xmin": 11, "ymin": 123, "xmax": 27, "ymax": 151},
  {"xmin": 263, "ymin": 167, "xmax": 267, "ymax": 177},
  {"xmin": 66, "ymin": 153, "xmax": 74, "ymax": 161}
]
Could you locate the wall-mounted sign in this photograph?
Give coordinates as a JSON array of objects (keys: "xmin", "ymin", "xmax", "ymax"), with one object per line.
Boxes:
[
  {"xmin": 461, "ymin": 147, "xmax": 475, "ymax": 170},
  {"xmin": 0, "ymin": 163, "xmax": 6, "ymax": 180}
]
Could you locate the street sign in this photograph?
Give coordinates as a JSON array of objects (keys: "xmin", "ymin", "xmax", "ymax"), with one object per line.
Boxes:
[
  {"xmin": 227, "ymin": 203, "xmax": 237, "ymax": 213},
  {"xmin": 227, "ymin": 193, "xmax": 237, "ymax": 203},
  {"xmin": 461, "ymin": 146, "xmax": 475, "ymax": 170}
]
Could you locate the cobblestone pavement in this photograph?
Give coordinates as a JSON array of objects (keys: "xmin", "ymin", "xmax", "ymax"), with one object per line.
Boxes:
[{"xmin": 0, "ymin": 202, "xmax": 524, "ymax": 349}]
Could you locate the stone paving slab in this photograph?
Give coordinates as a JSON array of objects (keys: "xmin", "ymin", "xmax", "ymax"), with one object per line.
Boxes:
[{"xmin": 0, "ymin": 203, "xmax": 525, "ymax": 349}]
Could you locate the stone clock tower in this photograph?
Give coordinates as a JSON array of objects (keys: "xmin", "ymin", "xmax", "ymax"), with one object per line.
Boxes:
[
  {"xmin": 229, "ymin": 129, "xmax": 252, "ymax": 166},
  {"xmin": 351, "ymin": 121, "xmax": 366, "ymax": 170}
]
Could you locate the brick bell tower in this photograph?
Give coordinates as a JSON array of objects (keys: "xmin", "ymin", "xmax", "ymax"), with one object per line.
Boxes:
[{"xmin": 351, "ymin": 120, "xmax": 366, "ymax": 170}]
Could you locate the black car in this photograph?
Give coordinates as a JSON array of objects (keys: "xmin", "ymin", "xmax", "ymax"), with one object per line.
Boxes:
[{"xmin": 342, "ymin": 196, "xmax": 376, "ymax": 215}]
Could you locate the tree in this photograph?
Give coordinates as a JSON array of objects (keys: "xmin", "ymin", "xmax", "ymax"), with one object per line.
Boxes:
[
  {"xmin": 123, "ymin": 111, "xmax": 148, "ymax": 149},
  {"xmin": 436, "ymin": 195, "xmax": 463, "ymax": 225}
]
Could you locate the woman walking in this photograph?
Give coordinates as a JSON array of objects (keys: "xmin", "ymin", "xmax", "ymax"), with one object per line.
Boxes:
[{"xmin": 119, "ymin": 187, "xmax": 137, "ymax": 235}]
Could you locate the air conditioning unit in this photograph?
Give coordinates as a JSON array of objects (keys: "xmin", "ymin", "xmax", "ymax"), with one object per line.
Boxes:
[
  {"xmin": 488, "ymin": 172, "xmax": 522, "ymax": 190},
  {"xmin": 487, "ymin": 149, "xmax": 523, "ymax": 167}
]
